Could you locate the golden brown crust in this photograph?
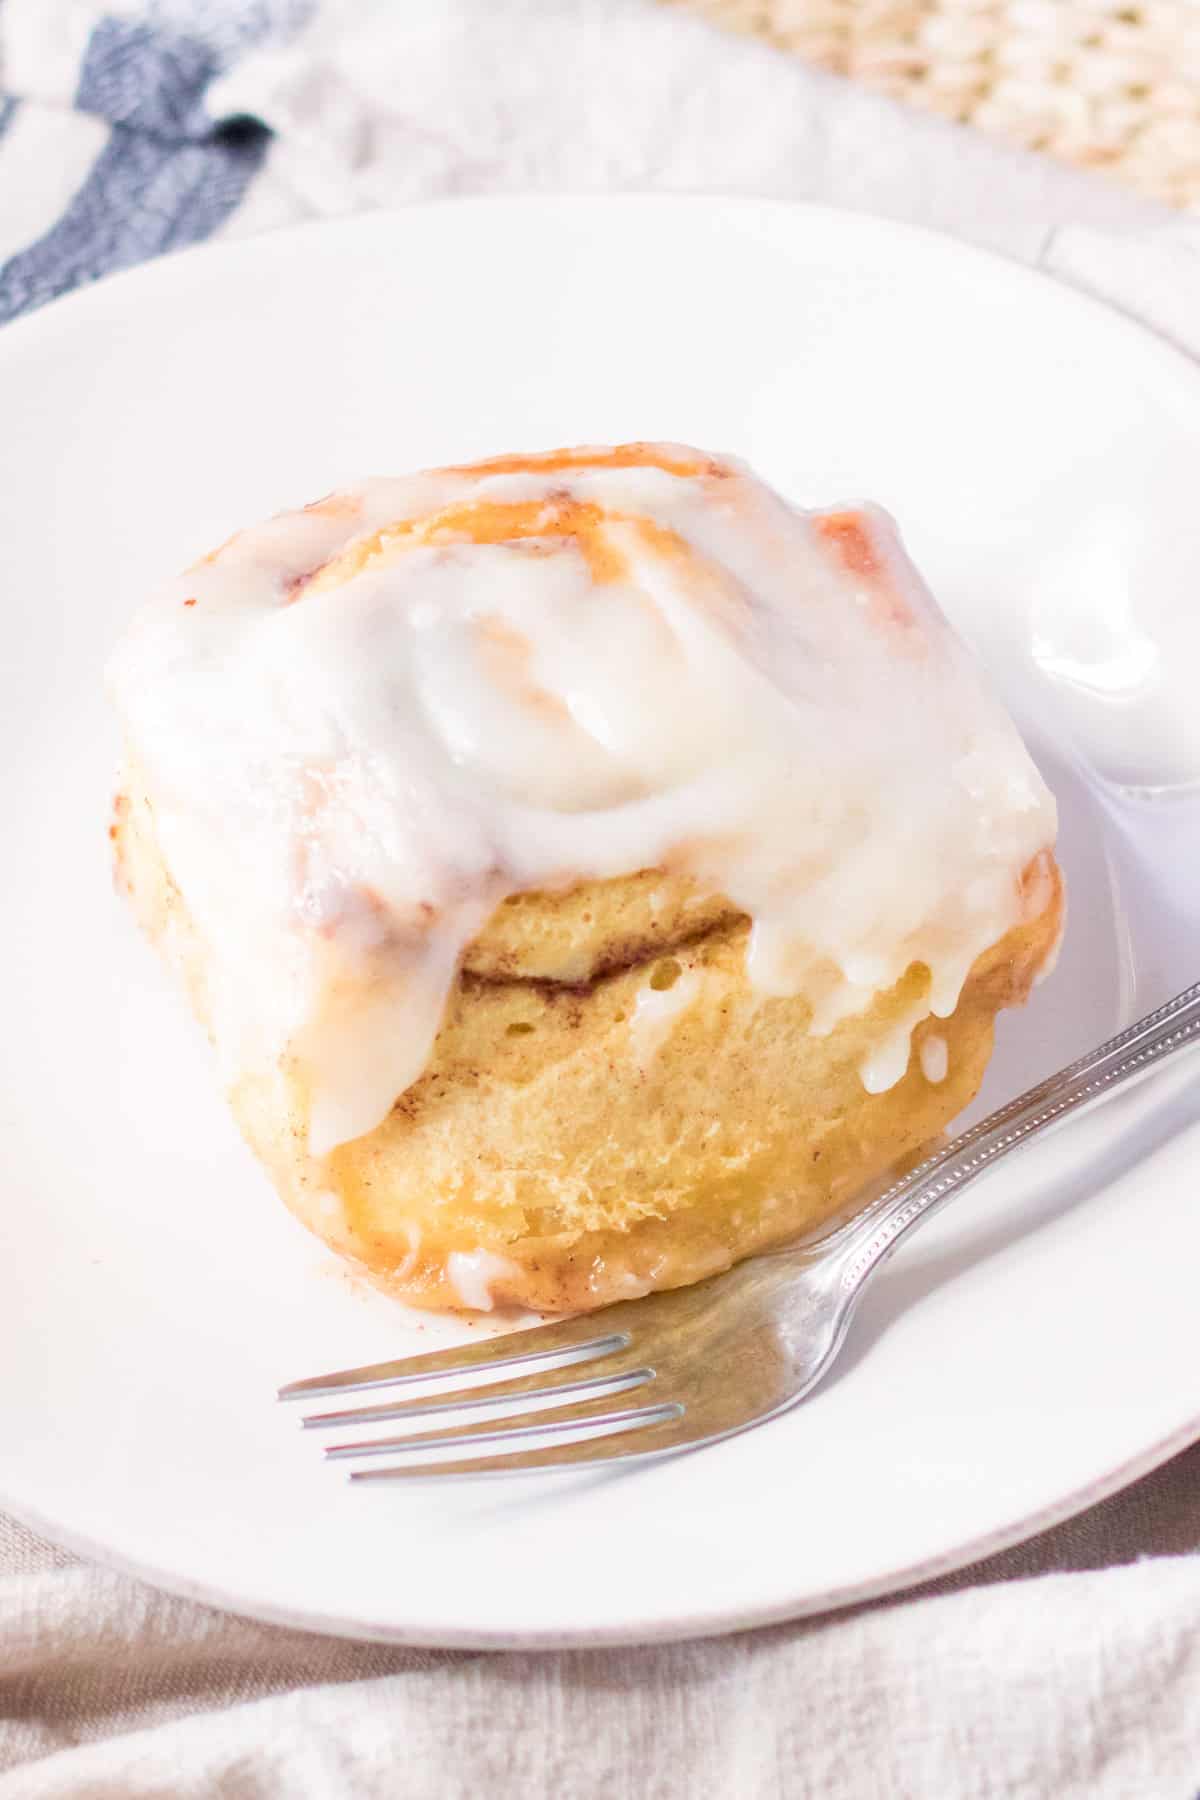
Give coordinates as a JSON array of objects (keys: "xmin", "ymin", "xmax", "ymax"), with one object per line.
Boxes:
[{"xmin": 113, "ymin": 760, "xmax": 1064, "ymax": 1315}]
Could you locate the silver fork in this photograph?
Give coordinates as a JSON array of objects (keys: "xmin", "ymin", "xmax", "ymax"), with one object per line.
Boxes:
[{"xmin": 281, "ymin": 978, "xmax": 1200, "ymax": 1479}]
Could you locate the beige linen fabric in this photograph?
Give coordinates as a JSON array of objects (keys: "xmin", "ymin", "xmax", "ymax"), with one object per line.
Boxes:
[
  {"xmin": 4, "ymin": 4, "xmax": 1200, "ymax": 1795},
  {"xmin": 3, "ymin": 1453, "xmax": 1200, "ymax": 1796}
]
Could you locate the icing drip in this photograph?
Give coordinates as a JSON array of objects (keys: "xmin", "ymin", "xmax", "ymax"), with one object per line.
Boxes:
[{"xmin": 108, "ymin": 445, "xmax": 1058, "ymax": 1154}]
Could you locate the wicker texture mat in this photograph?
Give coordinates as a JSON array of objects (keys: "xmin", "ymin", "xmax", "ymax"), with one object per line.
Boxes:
[{"xmin": 668, "ymin": 1, "xmax": 1200, "ymax": 207}]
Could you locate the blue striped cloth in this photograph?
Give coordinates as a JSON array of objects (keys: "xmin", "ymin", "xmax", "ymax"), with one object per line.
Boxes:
[{"xmin": 0, "ymin": 0, "xmax": 313, "ymax": 325}]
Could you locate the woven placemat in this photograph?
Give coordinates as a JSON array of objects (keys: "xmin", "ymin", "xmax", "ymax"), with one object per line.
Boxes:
[{"xmin": 667, "ymin": 0, "xmax": 1200, "ymax": 209}]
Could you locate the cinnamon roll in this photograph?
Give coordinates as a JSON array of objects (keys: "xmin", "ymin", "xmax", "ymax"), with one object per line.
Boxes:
[{"xmin": 108, "ymin": 444, "xmax": 1063, "ymax": 1313}]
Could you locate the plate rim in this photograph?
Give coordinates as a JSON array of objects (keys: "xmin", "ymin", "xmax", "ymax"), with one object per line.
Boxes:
[
  {"xmin": 2, "ymin": 1412, "xmax": 1197, "ymax": 1649},
  {"xmin": 5, "ymin": 191, "xmax": 1199, "ymax": 1649},
  {"xmin": 4, "ymin": 190, "xmax": 1200, "ymax": 410}
]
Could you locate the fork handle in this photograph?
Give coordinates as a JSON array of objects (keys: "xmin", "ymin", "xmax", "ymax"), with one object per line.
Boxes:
[{"xmin": 829, "ymin": 977, "xmax": 1200, "ymax": 1300}]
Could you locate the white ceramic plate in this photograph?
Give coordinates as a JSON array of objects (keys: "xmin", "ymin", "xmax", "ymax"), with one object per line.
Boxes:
[{"xmin": 3, "ymin": 197, "xmax": 1200, "ymax": 1649}]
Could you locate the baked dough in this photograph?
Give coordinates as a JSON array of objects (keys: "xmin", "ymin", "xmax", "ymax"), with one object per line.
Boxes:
[{"xmin": 108, "ymin": 444, "xmax": 1063, "ymax": 1312}]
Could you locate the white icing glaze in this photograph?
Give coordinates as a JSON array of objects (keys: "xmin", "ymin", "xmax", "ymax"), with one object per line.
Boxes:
[
  {"xmin": 859, "ymin": 991, "xmax": 930, "ymax": 1095},
  {"xmin": 446, "ymin": 1248, "xmax": 520, "ymax": 1312},
  {"xmin": 919, "ymin": 1033, "xmax": 949, "ymax": 1085},
  {"xmin": 107, "ymin": 445, "xmax": 1057, "ymax": 1155},
  {"xmin": 628, "ymin": 969, "xmax": 700, "ymax": 1071}
]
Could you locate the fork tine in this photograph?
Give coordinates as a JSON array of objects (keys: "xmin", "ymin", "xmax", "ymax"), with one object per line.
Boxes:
[
  {"xmin": 349, "ymin": 1405, "xmax": 717, "ymax": 1480},
  {"xmin": 278, "ymin": 1317, "xmax": 630, "ymax": 1402},
  {"xmin": 302, "ymin": 1362, "xmax": 654, "ymax": 1430},
  {"xmin": 326, "ymin": 1390, "xmax": 683, "ymax": 1461}
]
